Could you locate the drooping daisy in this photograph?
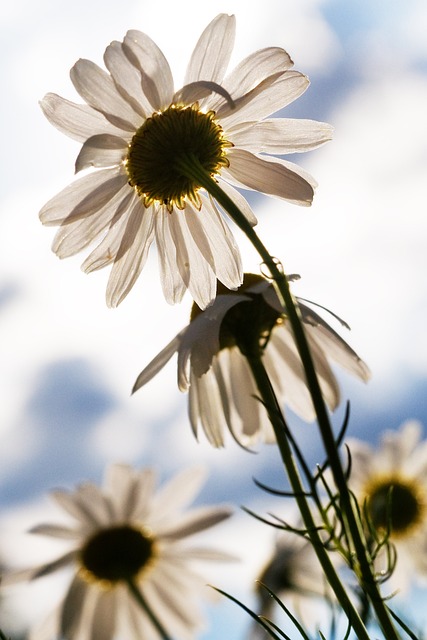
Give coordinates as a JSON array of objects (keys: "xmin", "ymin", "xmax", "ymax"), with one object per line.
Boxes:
[
  {"xmin": 133, "ymin": 274, "xmax": 370, "ymax": 447},
  {"xmin": 251, "ymin": 527, "xmax": 337, "ymax": 638},
  {"xmin": 346, "ymin": 421, "xmax": 427, "ymax": 591},
  {"xmin": 2, "ymin": 464, "xmax": 234, "ymax": 640},
  {"xmin": 40, "ymin": 13, "xmax": 332, "ymax": 309}
]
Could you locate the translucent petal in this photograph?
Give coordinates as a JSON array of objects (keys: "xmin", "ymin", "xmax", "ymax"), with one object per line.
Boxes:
[
  {"xmin": 70, "ymin": 59, "xmax": 141, "ymax": 130},
  {"xmin": 40, "ymin": 93, "xmax": 130, "ymax": 143},
  {"xmin": 168, "ymin": 208, "xmax": 217, "ymax": 310},
  {"xmin": 205, "ymin": 46, "xmax": 293, "ymax": 113},
  {"xmin": 123, "ymin": 30, "xmax": 174, "ymax": 110},
  {"xmin": 184, "ymin": 14, "xmax": 235, "ymax": 85},
  {"xmin": 80, "ymin": 192, "xmax": 136, "ymax": 273},
  {"xmin": 75, "ymin": 134, "xmax": 127, "ymax": 172},
  {"xmin": 150, "ymin": 467, "xmax": 207, "ymax": 519},
  {"xmin": 158, "ymin": 505, "xmax": 232, "ymax": 539},
  {"xmin": 106, "ymin": 203, "xmax": 156, "ymax": 307},
  {"xmin": 214, "ymin": 179, "xmax": 258, "ymax": 226},
  {"xmin": 225, "ymin": 148, "xmax": 315, "ymax": 205},
  {"xmin": 300, "ymin": 303, "xmax": 370, "ymax": 382},
  {"xmin": 90, "ymin": 591, "xmax": 117, "ymax": 640},
  {"xmin": 132, "ymin": 332, "xmax": 183, "ymax": 393},
  {"xmin": 155, "ymin": 208, "xmax": 187, "ymax": 305},
  {"xmin": 104, "ymin": 40, "xmax": 151, "ymax": 118},
  {"xmin": 219, "ymin": 71, "xmax": 309, "ymax": 129},
  {"xmin": 39, "ymin": 167, "xmax": 127, "ymax": 225},
  {"xmin": 60, "ymin": 575, "xmax": 89, "ymax": 640},
  {"xmin": 186, "ymin": 197, "xmax": 243, "ymax": 291},
  {"xmin": 229, "ymin": 118, "xmax": 334, "ymax": 154},
  {"xmin": 52, "ymin": 187, "xmax": 132, "ymax": 259}
]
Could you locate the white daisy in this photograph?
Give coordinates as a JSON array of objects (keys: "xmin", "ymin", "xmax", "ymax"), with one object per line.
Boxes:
[
  {"xmin": 40, "ymin": 13, "xmax": 332, "ymax": 309},
  {"xmin": 2, "ymin": 464, "xmax": 234, "ymax": 640},
  {"xmin": 251, "ymin": 527, "xmax": 337, "ymax": 637},
  {"xmin": 133, "ymin": 274, "xmax": 370, "ymax": 447},
  {"xmin": 346, "ymin": 420, "xmax": 427, "ymax": 592}
]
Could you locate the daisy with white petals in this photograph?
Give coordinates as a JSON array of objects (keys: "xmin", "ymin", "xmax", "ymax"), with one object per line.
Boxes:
[
  {"xmin": 347, "ymin": 421, "xmax": 427, "ymax": 591},
  {"xmin": 133, "ymin": 274, "xmax": 370, "ymax": 447},
  {"xmin": 2, "ymin": 464, "xmax": 234, "ymax": 640},
  {"xmin": 40, "ymin": 13, "xmax": 332, "ymax": 309}
]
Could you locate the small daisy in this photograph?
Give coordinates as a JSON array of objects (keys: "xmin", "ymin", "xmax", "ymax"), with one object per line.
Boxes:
[
  {"xmin": 252, "ymin": 528, "xmax": 337, "ymax": 635},
  {"xmin": 133, "ymin": 274, "xmax": 370, "ymax": 447},
  {"xmin": 2, "ymin": 464, "xmax": 234, "ymax": 640},
  {"xmin": 347, "ymin": 420, "xmax": 427, "ymax": 591},
  {"xmin": 40, "ymin": 13, "xmax": 332, "ymax": 309}
]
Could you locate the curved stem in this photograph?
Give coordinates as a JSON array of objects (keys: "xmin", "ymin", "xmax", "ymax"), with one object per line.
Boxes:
[
  {"xmin": 177, "ymin": 155, "xmax": 401, "ymax": 640},
  {"xmin": 247, "ymin": 353, "xmax": 370, "ymax": 640}
]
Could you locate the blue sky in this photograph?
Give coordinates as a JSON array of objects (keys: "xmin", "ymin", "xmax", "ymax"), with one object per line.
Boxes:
[{"xmin": 1, "ymin": 0, "xmax": 427, "ymax": 637}]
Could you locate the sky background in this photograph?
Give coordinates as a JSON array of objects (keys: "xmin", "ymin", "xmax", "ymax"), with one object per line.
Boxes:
[{"xmin": 1, "ymin": 0, "xmax": 427, "ymax": 637}]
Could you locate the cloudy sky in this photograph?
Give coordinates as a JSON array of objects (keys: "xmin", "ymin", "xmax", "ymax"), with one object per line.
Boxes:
[{"xmin": 1, "ymin": 0, "xmax": 427, "ymax": 637}]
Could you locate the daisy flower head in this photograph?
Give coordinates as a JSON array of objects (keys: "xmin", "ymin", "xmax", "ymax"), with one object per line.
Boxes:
[
  {"xmin": 40, "ymin": 14, "xmax": 333, "ymax": 309},
  {"xmin": 2, "ymin": 464, "xmax": 234, "ymax": 640},
  {"xmin": 347, "ymin": 420, "xmax": 427, "ymax": 591},
  {"xmin": 252, "ymin": 527, "xmax": 338, "ymax": 637},
  {"xmin": 133, "ymin": 273, "xmax": 370, "ymax": 448}
]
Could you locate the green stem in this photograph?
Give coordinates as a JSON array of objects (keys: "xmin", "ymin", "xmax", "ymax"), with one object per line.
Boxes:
[
  {"xmin": 126, "ymin": 579, "xmax": 172, "ymax": 640},
  {"xmin": 177, "ymin": 155, "xmax": 401, "ymax": 640},
  {"xmin": 247, "ymin": 353, "xmax": 370, "ymax": 640}
]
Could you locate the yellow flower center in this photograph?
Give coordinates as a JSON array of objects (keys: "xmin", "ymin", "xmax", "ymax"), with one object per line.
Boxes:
[
  {"xmin": 191, "ymin": 273, "xmax": 284, "ymax": 357},
  {"xmin": 125, "ymin": 103, "xmax": 230, "ymax": 211},
  {"xmin": 79, "ymin": 525, "xmax": 155, "ymax": 586},
  {"xmin": 365, "ymin": 476, "xmax": 426, "ymax": 537}
]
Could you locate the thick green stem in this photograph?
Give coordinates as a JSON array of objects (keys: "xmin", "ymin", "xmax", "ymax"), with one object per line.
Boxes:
[
  {"xmin": 177, "ymin": 155, "xmax": 401, "ymax": 639},
  {"xmin": 127, "ymin": 579, "xmax": 172, "ymax": 640}
]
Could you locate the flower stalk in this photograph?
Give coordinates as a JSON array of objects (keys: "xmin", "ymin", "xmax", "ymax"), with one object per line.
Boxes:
[
  {"xmin": 178, "ymin": 153, "xmax": 401, "ymax": 639},
  {"xmin": 126, "ymin": 579, "xmax": 172, "ymax": 640}
]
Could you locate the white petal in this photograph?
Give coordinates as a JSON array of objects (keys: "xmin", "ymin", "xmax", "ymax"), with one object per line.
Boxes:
[
  {"xmin": 90, "ymin": 590, "xmax": 117, "ymax": 640},
  {"xmin": 214, "ymin": 179, "xmax": 258, "ymax": 226},
  {"xmin": 52, "ymin": 186, "xmax": 131, "ymax": 259},
  {"xmin": 155, "ymin": 208, "xmax": 187, "ymax": 305},
  {"xmin": 60, "ymin": 574, "xmax": 89, "ymax": 640},
  {"xmin": 29, "ymin": 524, "xmax": 81, "ymax": 540},
  {"xmin": 225, "ymin": 148, "xmax": 315, "ymax": 205},
  {"xmin": 168, "ymin": 208, "xmax": 217, "ymax": 310},
  {"xmin": 151, "ymin": 467, "xmax": 207, "ymax": 518},
  {"xmin": 187, "ymin": 196, "xmax": 243, "ymax": 290},
  {"xmin": 300, "ymin": 304, "xmax": 370, "ymax": 382},
  {"xmin": 80, "ymin": 192, "xmax": 136, "ymax": 272},
  {"xmin": 31, "ymin": 551, "xmax": 77, "ymax": 579},
  {"xmin": 268, "ymin": 329, "xmax": 315, "ymax": 420},
  {"xmin": 75, "ymin": 134, "xmax": 127, "ymax": 172},
  {"xmin": 184, "ymin": 14, "xmax": 235, "ymax": 85},
  {"xmin": 39, "ymin": 166, "xmax": 127, "ymax": 225},
  {"xmin": 40, "ymin": 93, "xmax": 130, "ymax": 143},
  {"xmin": 189, "ymin": 369, "xmax": 226, "ymax": 447},
  {"xmin": 230, "ymin": 118, "xmax": 334, "ymax": 154},
  {"xmin": 123, "ymin": 30, "xmax": 174, "ymax": 110},
  {"xmin": 70, "ymin": 59, "xmax": 141, "ymax": 130},
  {"xmin": 106, "ymin": 202, "xmax": 156, "ymax": 307},
  {"xmin": 51, "ymin": 488, "xmax": 101, "ymax": 528},
  {"xmin": 206, "ymin": 47, "xmax": 293, "ymax": 113},
  {"xmin": 103, "ymin": 40, "xmax": 151, "ymax": 118},
  {"xmin": 219, "ymin": 71, "xmax": 309, "ymax": 129},
  {"xmin": 158, "ymin": 505, "xmax": 232, "ymax": 539},
  {"xmin": 132, "ymin": 332, "xmax": 183, "ymax": 393},
  {"xmin": 228, "ymin": 350, "xmax": 264, "ymax": 444}
]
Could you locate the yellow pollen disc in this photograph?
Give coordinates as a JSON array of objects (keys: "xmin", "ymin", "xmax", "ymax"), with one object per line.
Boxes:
[
  {"xmin": 364, "ymin": 474, "xmax": 426, "ymax": 538},
  {"xmin": 125, "ymin": 103, "xmax": 231, "ymax": 211}
]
